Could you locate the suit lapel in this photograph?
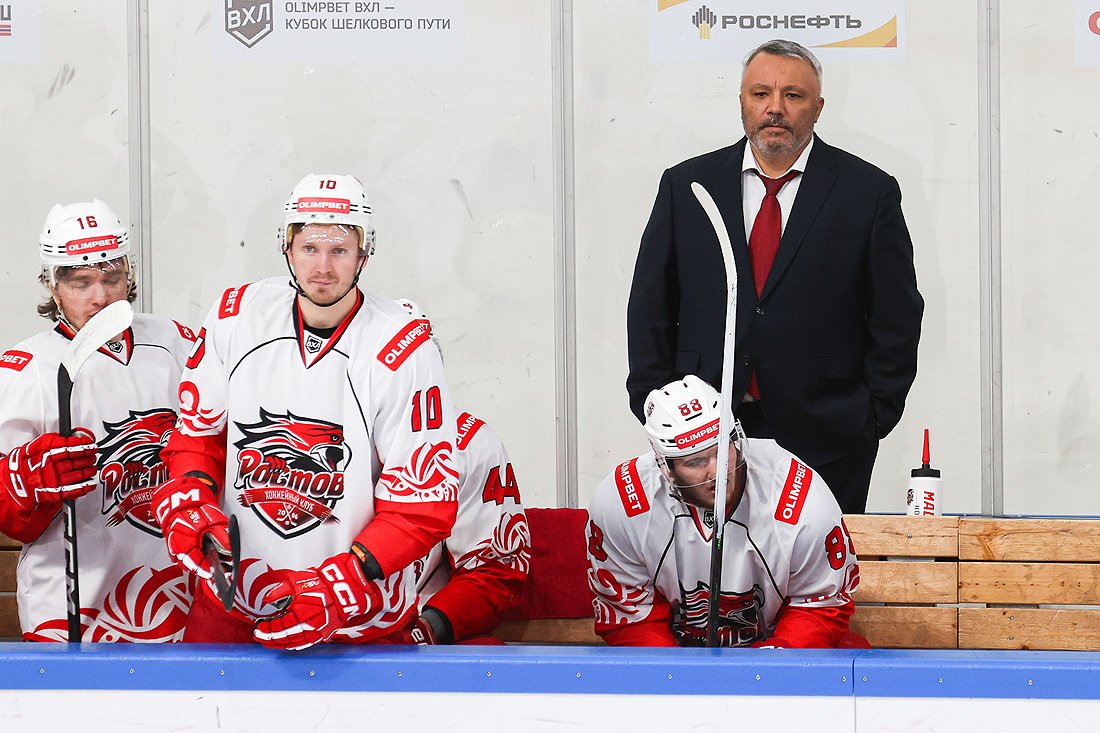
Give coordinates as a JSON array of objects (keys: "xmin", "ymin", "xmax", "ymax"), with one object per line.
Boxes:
[
  {"xmin": 697, "ymin": 138, "xmax": 752, "ymax": 302},
  {"xmin": 760, "ymin": 136, "xmax": 840, "ymax": 301}
]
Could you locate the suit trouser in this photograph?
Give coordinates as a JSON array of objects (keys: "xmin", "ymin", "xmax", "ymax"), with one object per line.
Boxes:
[{"xmin": 736, "ymin": 400, "xmax": 878, "ymax": 514}]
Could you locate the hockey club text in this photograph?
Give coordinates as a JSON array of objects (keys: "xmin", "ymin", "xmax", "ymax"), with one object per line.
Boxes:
[
  {"xmin": 65, "ymin": 235, "xmax": 119, "ymax": 255},
  {"xmin": 675, "ymin": 418, "xmax": 720, "ymax": 449}
]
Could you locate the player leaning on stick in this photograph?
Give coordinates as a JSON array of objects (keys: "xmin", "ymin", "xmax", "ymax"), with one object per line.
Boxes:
[
  {"xmin": 586, "ymin": 375, "xmax": 866, "ymax": 647},
  {"xmin": 395, "ymin": 299, "xmax": 530, "ymax": 645},
  {"xmin": 0, "ymin": 199, "xmax": 197, "ymax": 641},
  {"xmin": 155, "ymin": 174, "xmax": 461, "ymax": 650}
]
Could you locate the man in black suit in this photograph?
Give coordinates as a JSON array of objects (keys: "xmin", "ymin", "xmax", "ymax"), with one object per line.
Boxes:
[{"xmin": 626, "ymin": 39, "xmax": 923, "ymax": 513}]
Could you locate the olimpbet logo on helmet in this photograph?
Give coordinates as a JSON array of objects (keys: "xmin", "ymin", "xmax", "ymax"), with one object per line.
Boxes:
[{"xmin": 39, "ymin": 200, "xmax": 134, "ymax": 333}]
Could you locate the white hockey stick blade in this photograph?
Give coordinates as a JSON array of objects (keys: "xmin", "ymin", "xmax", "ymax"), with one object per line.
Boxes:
[
  {"xmin": 692, "ymin": 181, "xmax": 739, "ymax": 646},
  {"xmin": 61, "ymin": 300, "xmax": 134, "ymax": 381},
  {"xmin": 690, "ymin": 181, "xmax": 737, "ymax": 524}
]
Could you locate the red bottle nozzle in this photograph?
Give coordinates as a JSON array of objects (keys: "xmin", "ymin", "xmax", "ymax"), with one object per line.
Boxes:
[{"xmin": 922, "ymin": 428, "xmax": 930, "ymax": 467}]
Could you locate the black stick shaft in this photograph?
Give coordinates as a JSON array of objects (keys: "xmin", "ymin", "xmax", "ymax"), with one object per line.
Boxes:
[{"xmin": 58, "ymin": 368, "xmax": 81, "ymax": 643}]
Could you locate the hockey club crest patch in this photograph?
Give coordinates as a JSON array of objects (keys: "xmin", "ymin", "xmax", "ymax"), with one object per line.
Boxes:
[
  {"xmin": 304, "ymin": 334, "xmax": 322, "ymax": 354},
  {"xmin": 775, "ymin": 459, "xmax": 812, "ymax": 525},
  {"xmin": 0, "ymin": 349, "xmax": 32, "ymax": 371},
  {"xmin": 675, "ymin": 582, "xmax": 766, "ymax": 647},
  {"xmin": 233, "ymin": 409, "xmax": 351, "ymax": 538},
  {"xmin": 614, "ymin": 458, "xmax": 650, "ymax": 517},
  {"xmin": 98, "ymin": 408, "xmax": 177, "ymax": 537}
]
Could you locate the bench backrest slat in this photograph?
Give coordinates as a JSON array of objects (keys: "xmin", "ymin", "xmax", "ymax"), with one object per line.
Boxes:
[
  {"xmin": 856, "ymin": 560, "xmax": 958, "ymax": 604},
  {"xmin": 959, "ymin": 518, "xmax": 1100, "ymax": 562},
  {"xmin": 845, "ymin": 515, "xmax": 959, "ymax": 558},
  {"xmin": 851, "ymin": 606, "xmax": 958, "ymax": 649},
  {"xmin": 960, "ymin": 562, "xmax": 1100, "ymax": 604},
  {"xmin": 959, "ymin": 607, "xmax": 1100, "ymax": 651}
]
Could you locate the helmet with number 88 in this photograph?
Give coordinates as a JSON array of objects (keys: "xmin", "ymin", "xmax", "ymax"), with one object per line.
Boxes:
[
  {"xmin": 39, "ymin": 199, "xmax": 132, "ymax": 285},
  {"xmin": 279, "ymin": 173, "xmax": 375, "ymax": 256},
  {"xmin": 643, "ymin": 375, "xmax": 747, "ymax": 500}
]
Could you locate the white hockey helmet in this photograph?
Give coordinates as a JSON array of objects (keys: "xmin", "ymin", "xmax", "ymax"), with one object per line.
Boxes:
[
  {"xmin": 395, "ymin": 297, "xmax": 441, "ymax": 356},
  {"xmin": 643, "ymin": 375, "xmax": 746, "ymax": 497},
  {"xmin": 39, "ymin": 199, "xmax": 131, "ymax": 284},
  {"xmin": 280, "ymin": 173, "xmax": 375, "ymax": 256}
]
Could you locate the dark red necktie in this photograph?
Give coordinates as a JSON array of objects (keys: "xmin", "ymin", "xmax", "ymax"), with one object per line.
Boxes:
[
  {"xmin": 748, "ymin": 169, "xmax": 801, "ymax": 297},
  {"xmin": 746, "ymin": 169, "xmax": 800, "ymax": 400}
]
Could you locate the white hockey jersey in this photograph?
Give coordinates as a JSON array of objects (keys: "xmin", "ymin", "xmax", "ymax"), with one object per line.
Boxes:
[
  {"xmin": 167, "ymin": 277, "xmax": 460, "ymax": 642},
  {"xmin": 414, "ymin": 411, "xmax": 530, "ymax": 640},
  {"xmin": 586, "ymin": 438, "xmax": 860, "ymax": 647},
  {"xmin": 0, "ymin": 314, "xmax": 197, "ymax": 642}
]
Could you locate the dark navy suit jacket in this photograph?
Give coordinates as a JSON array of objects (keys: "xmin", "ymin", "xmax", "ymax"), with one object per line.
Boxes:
[{"xmin": 627, "ymin": 135, "xmax": 924, "ymax": 468}]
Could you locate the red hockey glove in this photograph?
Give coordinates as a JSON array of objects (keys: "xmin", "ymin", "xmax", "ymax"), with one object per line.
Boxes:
[
  {"xmin": 1, "ymin": 429, "xmax": 98, "ymax": 511},
  {"xmin": 152, "ymin": 476, "xmax": 231, "ymax": 580},
  {"xmin": 253, "ymin": 552, "xmax": 383, "ymax": 651}
]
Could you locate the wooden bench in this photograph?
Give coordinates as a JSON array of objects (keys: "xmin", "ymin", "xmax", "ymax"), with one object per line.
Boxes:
[
  {"xmin": 1, "ymin": 531, "xmax": 18, "ymax": 641},
  {"xmin": 499, "ymin": 511, "xmax": 1100, "ymax": 650}
]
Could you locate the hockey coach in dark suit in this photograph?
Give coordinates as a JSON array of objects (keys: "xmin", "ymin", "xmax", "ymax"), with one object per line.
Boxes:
[{"xmin": 626, "ymin": 39, "xmax": 923, "ymax": 513}]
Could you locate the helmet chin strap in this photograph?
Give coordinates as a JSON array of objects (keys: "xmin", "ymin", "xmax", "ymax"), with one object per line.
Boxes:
[{"xmin": 284, "ymin": 253, "xmax": 366, "ymax": 309}]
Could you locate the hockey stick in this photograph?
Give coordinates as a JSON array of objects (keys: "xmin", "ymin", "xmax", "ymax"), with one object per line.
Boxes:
[
  {"xmin": 57, "ymin": 300, "xmax": 134, "ymax": 642},
  {"xmin": 202, "ymin": 514, "xmax": 240, "ymax": 611},
  {"xmin": 690, "ymin": 182, "xmax": 737, "ymax": 648}
]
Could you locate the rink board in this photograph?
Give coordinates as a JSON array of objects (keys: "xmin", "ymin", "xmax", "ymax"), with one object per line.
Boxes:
[{"xmin": 1, "ymin": 645, "xmax": 1100, "ymax": 730}]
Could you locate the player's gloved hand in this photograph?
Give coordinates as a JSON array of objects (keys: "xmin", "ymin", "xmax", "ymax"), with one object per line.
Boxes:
[
  {"xmin": 409, "ymin": 615, "xmax": 439, "ymax": 645},
  {"xmin": 152, "ymin": 476, "xmax": 231, "ymax": 580},
  {"xmin": 0, "ymin": 429, "xmax": 98, "ymax": 511},
  {"xmin": 253, "ymin": 552, "xmax": 382, "ymax": 651}
]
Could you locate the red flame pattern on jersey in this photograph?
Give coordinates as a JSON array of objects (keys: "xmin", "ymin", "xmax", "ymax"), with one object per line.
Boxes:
[
  {"xmin": 379, "ymin": 441, "xmax": 460, "ymax": 501},
  {"xmin": 24, "ymin": 566, "xmax": 193, "ymax": 642},
  {"xmin": 452, "ymin": 511, "xmax": 532, "ymax": 575},
  {"xmin": 177, "ymin": 380, "xmax": 225, "ymax": 435},
  {"xmin": 589, "ymin": 565, "xmax": 649, "ymax": 626}
]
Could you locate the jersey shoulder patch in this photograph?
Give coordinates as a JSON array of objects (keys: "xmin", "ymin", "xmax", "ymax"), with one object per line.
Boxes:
[
  {"xmin": 613, "ymin": 457, "xmax": 651, "ymax": 517},
  {"xmin": 456, "ymin": 412, "xmax": 486, "ymax": 452},
  {"xmin": 0, "ymin": 349, "xmax": 33, "ymax": 372},
  {"xmin": 173, "ymin": 320, "xmax": 198, "ymax": 342},
  {"xmin": 774, "ymin": 458, "xmax": 813, "ymax": 525},
  {"xmin": 217, "ymin": 284, "xmax": 250, "ymax": 319},
  {"xmin": 376, "ymin": 317, "xmax": 432, "ymax": 372}
]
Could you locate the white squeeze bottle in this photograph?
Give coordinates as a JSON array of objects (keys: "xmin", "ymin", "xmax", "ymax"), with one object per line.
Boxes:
[{"xmin": 906, "ymin": 429, "xmax": 942, "ymax": 516}]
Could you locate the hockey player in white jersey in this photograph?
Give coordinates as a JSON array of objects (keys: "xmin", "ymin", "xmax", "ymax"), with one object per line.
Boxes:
[
  {"xmin": 154, "ymin": 174, "xmax": 461, "ymax": 650},
  {"xmin": 0, "ymin": 199, "xmax": 196, "ymax": 641},
  {"xmin": 395, "ymin": 299, "xmax": 530, "ymax": 645},
  {"xmin": 587, "ymin": 375, "xmax": 864, "ymax": 647}
]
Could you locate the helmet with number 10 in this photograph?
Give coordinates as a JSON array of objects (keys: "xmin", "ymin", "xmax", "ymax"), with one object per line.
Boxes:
[{"xmin": 279, "ymin": 174, "xmax": 375, "ymax": 256}]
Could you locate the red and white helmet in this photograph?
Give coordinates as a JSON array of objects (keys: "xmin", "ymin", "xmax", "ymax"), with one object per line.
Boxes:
[
  {"xmin": 643, "ymin": 375, "xmax": 746, "ymax": 494},
  {"xmin": 39, "ymin": 199, "xmax": 131, "ymax": 284},
  {"xmin": 280, "ymin": 173, "xmax": 375, "ymax": 256}
]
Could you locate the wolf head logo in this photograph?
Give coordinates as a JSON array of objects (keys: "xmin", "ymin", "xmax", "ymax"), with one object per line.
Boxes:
[{"xmin": 233, "ymin": 409, "xmax": 351, "ymax": 538}]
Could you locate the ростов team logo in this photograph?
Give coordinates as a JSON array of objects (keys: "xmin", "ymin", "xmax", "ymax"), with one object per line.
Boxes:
[
  {"xmin": 225, "ymin": 0, "xmax": 274, "ymax": 49},
  {"xmin": 98, "ymin": 408, "xmax": 177, "ymax": 537},
  {"xmin": 232, "ymin": 409, "xmax": 351, "ymax": 538}
]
